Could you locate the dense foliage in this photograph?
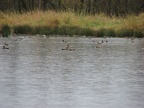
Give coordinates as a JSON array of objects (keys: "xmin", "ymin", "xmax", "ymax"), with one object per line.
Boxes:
[{"xmin": 0, "ymin": 0, "xmax": 144, "ymax": 16}]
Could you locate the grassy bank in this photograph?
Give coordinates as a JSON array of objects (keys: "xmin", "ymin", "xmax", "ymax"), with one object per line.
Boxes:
[{"xmin": 0, "ymin": 11, "xmax": 144, "ymax": 37}]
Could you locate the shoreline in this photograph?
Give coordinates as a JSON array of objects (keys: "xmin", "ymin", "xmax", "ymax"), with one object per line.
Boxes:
[
  {"xmin": 1, "ymin": 33, "xmax": 144, "ymax": 39},
  {"xmin": 1, "ymin": 25, "xmax": 143, "ymax": 38}
]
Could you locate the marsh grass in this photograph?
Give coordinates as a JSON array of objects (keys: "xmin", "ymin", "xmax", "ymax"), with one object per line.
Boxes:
[{"xmin": 0, "ymin": 11, "xmax": 144, "ymax": 37}]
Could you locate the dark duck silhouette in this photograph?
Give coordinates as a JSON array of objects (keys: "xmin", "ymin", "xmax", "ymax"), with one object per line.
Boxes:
[{"xmin": 3, "ymin": 43, "xmax": 9, "ymax": 49}]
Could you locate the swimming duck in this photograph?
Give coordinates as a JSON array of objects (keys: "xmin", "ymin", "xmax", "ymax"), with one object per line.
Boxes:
[
  {"xmin": 62, "ymin": 39, "xmax": 67, "ymax": 43},
  {"xmin": 3, "ymin": 43, "xmax": 9, "ymax": 49},
  {"xmin": 69, "ymin": 48, "xmax": 75, "ymax": 51},
  {"xmin": 3, "ymin": 46, "xmax": 9, "ymax": 49},
  {"xmin": 4, "ymin": 43, "xmax": 9, "ymax": 46},
  {"xmin": 62, "ymin": 44, "xmax": 69, "ymax": 50},
  {"xmin": 96, "ymin": 44, "xmax": 101, "ymax": 48},
  {"xmin": 97, "ymin": 40, "xmax": 103, "ymax": 44},
  {"xmin": 62, "ymin": 44, "xmax": 75, "ymax": 51},
  {"xmin": 95, "ymin": 41, "xmax": 103, "ymax": 48},
  {"xmin": 15, "ymin": 37, "xmax": 23, "ymax": 41}
]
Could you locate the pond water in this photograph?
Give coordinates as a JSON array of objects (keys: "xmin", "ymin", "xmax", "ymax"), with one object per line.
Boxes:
[{"xmin": 0, "ymin": 36, "xmax": 144, "ymax": 108}]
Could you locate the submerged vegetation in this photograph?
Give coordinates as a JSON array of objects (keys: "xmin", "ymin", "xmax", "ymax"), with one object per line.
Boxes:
[{"xmin": 0, "ymin": 11, "xmax": 144, "ymax": 37}]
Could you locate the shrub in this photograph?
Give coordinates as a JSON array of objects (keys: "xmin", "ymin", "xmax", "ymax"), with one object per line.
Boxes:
[
  {"xmin": 1, "ymin": 25, "xmax": 11, "ymax": 37},
  {"xmin": 134, "ymin": 31, "xmax": 144, "ymax": 38},
  {"xmin": 116, "ymin": 29, "xmax": 134, "ymax": 37},
  {"xmin": 56, "ymin": 26, "xmax": 79, "ymax": 36},
  {"xmin": 56, "ymin": 26, "xmax": 97, "ymax": 36},
  {"xmin": 105, "ymin": 29, "xmax": 116, "ymax": 37},
  {"xmin": 13, "ymin": 25, "xmax": 34, "ymax": 34},
  {"xmin": 35, "ymin": 26, "xmax": 53, "ymax": 35},
  {"xmin": 80, "ymin": 28, "xmax": 97, "ymax": 36},
  {"xmin": 97, "ymin": 28, "xmax": 106, "ymax": 37}
]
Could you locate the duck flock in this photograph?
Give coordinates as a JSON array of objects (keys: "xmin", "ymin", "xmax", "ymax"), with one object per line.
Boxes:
[{"xmin": 1, "ymin": 35, "xmax": 144, "ymax": 51}]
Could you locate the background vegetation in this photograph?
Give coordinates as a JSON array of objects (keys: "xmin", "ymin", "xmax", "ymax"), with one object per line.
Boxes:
[
  {"xmin": 0, "ymin": 0, "xmax": 144, "ymax": 37},
  {"xmin": 0, "ymin": 0, "xmax": 144, "ymax": 16}
]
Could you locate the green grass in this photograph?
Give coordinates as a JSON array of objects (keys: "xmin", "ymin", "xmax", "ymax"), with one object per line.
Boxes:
[{"xmin": 0, "ymin": 11, "xmax": 144, "ymax": 37}]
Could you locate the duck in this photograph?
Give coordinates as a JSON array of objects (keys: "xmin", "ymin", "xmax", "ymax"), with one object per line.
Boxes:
[
  {"xmin": 130, "ymin": 38, "xmax": 134, "ymax": 43},
  {"xmin": 69, "ymin": 48, "xmax": 75, "ymax": 51},
  {"xmin": 62, "ymin": 44, "xmax": 69, "ymax": 50},
  {"xmin": 3, "ymin": 46, "xmax": 9, "ymax": 49},
  {"xmin": 130, "ymin": 37, "xmax": 135, "ymax": 43},
  {"xmin": 131, "ymin": 40, "xmax": 134, "ymax": 43},
  {"xmin": 42, "ymin": 34, "xmax": 49, "ymax": 38},
  {"xmin": 96, "ymin": 44, "xmax": 101, "ymax": 48},
  {"xmin": 92, "ymin": 40, "xmax": 95, "ymax": 43},
  {"xmin": 95, "ymin": 41, "xmax": 103, "ymax": 48},
  {"xmin": 4, "ymin": 43, "xmax": 9, "ymax": 46},
  {"xmin": 105, "ymin": 40, "xmax": 108, "ymax": 42},
  {"xmin": 15, "ymin": 37, "xmax": 23, "ymax": 41},
  {"xmin": 62, "ymin": 39, "xmax": 67, "ymax": 43},
  {"xmin": 3, "ymin": 43, "xmax": 9, "ymax": 49},
  {"xmin": 62, "ymin": 40, "xmax": 65, "ymax": 42},
  {"xmin": 62, "ymin": 44, "xmax": 75, "ymax": 51},
  {"xmin": 97, "ymin": 40, "xmax": 103, "ymax": 44}
]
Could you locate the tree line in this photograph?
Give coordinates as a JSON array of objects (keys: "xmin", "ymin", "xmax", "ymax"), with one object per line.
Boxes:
[{"xmin": 0, "ymin": 0, "xmax": 144, "ymax": 16}]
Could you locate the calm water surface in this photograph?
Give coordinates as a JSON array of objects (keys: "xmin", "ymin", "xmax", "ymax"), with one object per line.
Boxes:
[{"xmin": 0, "ymin": 36, "xmax": 144, "ymax": 108}]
